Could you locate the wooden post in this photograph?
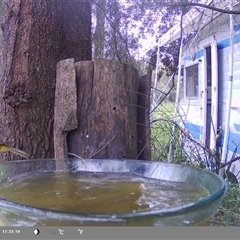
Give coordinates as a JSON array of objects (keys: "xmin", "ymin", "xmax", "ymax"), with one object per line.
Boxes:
[
  {"xmin": 67, "ymin": 60, "xmax": 140, "ymax": 159},
  {"xmin": 137, "ymin": 69, "xmax": 152, "ymax": 160},
  {"xmin": 54, "ymin": 58, "xmax": 78, "ymax": 160}
]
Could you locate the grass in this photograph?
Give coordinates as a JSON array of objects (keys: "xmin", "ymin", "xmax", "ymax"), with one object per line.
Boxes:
[
  {"xmin": 151, "ymin": 102, "xmax": 240, "ymax": 226},
  {"xmin": 151, "ymin": 102, "xmax": 185, "ymax": 163},
  {"xmin": 207, "ymin": 180, "xmax": 240, "ymax": 226}
]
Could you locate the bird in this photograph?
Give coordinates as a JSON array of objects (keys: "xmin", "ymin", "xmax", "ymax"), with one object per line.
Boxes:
[
  {"xmin": 0, "ymin": 143, "xmax": 29, "ymax": 159},
  {"xmin": 0, "ymin": 130, "xmax": 29, "ymax": 159}
]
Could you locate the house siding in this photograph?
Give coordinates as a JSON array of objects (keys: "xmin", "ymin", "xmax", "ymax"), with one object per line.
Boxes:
[{"xmin": 180, "ymin": 20, "xmax": 240, "ymax": 178}]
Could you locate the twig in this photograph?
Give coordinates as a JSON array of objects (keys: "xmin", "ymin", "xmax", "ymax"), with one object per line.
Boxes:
[
  {"xmin": 173, "ymin": 1, "xmax": 240, "ymax": 15},
  {"xmin": 218, "ymin": 156, "xmax": 240, "ymax": 170},
  {"xmin": 93, "ymin": 129, "xmax": 112, "ymax": 153},
  {"xmin": 68, "ymin": 152, "xmax": 99, "ymax": 176},
  {"xmin": 174, "ymin": 120, "xmax": 240, "ymax": 172},
  {"xmin": 135, "ymin": 142, "xmax": 147, "ymax": 160},
  {"xmin": 150, "ymin": 74, "xmax": 175, "ymax": 115},
  {"xmin": 152, "ymin": 117, "xmax": 221, "ymax": 166},
  {"xmin": 90, "ymin": 132, "xmax": 119, "ymax": 158},
  {"xmin": 68, "ymin": 152, "xmax": 87, "ymax": 164}
]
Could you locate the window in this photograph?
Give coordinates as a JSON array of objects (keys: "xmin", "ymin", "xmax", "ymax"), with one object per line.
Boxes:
[{"xmin": 185, "ymin": 64, "xmax": 199, "ymax": 98}]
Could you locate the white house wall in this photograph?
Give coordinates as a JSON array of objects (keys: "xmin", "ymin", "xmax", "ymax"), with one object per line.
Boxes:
[
  {"xmin": 217, "ymin": 30, "xmax": 240, "ymax": 154},
  {"xmin": 180, "ymin": 14, "xmax": 240, "ymax": 177},
  {"xmin": 179, "ymin": 104, "xmax": 201, "ymax": 140}
]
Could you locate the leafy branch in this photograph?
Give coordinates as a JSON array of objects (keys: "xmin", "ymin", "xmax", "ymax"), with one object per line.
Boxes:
[{"xmin": 170, "ymin": 1, "xmax": 240, "ymax": 15}]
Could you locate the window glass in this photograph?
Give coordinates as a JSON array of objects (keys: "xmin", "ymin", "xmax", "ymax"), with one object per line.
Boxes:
[{"xmin": 185, "ymin": 64, "xmax": 198, "ymax": 98}]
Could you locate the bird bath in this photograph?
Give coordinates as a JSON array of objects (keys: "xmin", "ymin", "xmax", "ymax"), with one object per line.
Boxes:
[{"xmin": 0, "ymin": 158, "xmax": 227, "ymax": 226}]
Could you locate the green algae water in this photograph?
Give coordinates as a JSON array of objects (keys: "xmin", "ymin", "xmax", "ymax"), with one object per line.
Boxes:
[
  {"xmin": 0, "ymin": 171, "xmax": 209, "ymax": 226},
  {"xmin": 0, "ymin": 172, "xmax": 209, "ymax": 213}
]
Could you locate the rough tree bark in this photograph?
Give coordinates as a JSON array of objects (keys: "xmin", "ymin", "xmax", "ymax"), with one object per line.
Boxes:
[
  {"xmin": 93, "ymin": 0, "xmax": 106, "ymax": 59},
  {"xmin": 0, "ymin": 0, "xmax": 91, "ymax": 161},
  {"xmin": 67, "ymin": 60, "xmax": 140, "ymax": 160}
]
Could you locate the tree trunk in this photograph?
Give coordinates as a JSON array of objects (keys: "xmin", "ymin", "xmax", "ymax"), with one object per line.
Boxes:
[
  {"xmin": 67, "ymin": 60, "xmax": 139, "ymax": 159},
  {"xmin": 93, "ymin": 0, "xmax": 106, "ymax": 59},
  {"xmin": 0, "ymin": 0, "xmax": 91, "ymax": 161}
]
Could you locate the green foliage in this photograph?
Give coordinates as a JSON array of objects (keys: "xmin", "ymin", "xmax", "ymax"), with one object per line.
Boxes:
[
  {"xmin": 91, "ymin": 0, "xmax": 218, "ymax": 76},
  {"xmin": 151, "ymin": 102, "xmax": 185, "ymax": 163},
  {"xmin": 92, "ymin": 0, "xmax": 140, "ymax": 66},
  {"xmin": 151, "ymin": 103, "xmax": 240, "ymax": 227},
  {"xmin": 208, "ymin": 180, "xmax": 240, "ymax": 226}
]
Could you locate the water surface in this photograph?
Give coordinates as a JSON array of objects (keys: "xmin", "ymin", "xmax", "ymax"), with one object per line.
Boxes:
[{"xmin": 0, "ymin": 171, "xmax": 209, "ymax": 226}]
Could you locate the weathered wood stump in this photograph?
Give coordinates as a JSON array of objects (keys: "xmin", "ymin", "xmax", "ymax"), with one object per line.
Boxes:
[
  {"xmin": 137, "ymin": 69, "xmax": 151, "ymax": 160},
  {"xmin": 54, "ymin": 59, "xmax": 151, "ymax": 160},
  {"xmin": 54, "ymin": 59, "xmax": 78, "ymax": 159}
]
